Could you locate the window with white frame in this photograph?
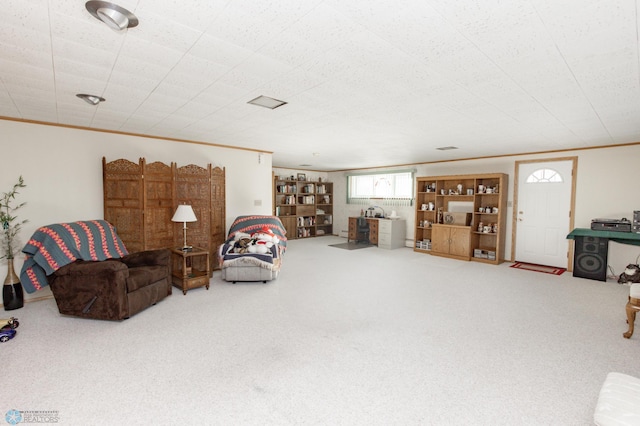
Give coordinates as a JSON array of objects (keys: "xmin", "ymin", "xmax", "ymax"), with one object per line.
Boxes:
[{"xmin": 347, "ymin": 170, "xmax": 414, "ymax": 206}]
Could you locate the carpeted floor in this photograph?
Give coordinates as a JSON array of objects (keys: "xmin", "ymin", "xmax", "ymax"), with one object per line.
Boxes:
[{"xmin": 3, "ymin": 235, "xmax": 638, "ymax": 425}]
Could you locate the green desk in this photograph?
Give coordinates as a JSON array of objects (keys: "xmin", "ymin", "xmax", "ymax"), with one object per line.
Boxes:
[
  {"xmin": 567, "ymin": 228, "xmax": 640, "ymax": 281},
  {"xmin": 567, "ymin": 228, "xmax": 640, "ymax": 246}
]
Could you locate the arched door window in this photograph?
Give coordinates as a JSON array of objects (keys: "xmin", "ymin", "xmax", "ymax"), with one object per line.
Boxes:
[{"xmin": 525, "ymin": 168, "xmax": 563, "ymax": 183}]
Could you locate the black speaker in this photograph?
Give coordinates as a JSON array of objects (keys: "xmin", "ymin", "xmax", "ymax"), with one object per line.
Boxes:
[{"xmin": 573, "ymin": 236, "xmax": 608, "ymax": 281}]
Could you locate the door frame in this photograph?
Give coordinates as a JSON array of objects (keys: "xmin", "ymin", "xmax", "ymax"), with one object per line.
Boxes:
[{"xmin": 511, "ymin": 156, "xmax": 578, "ymax": 271}]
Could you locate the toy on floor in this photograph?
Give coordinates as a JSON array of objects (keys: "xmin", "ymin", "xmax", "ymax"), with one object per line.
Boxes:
[
  {"xmin": 618, "ymin": 264, "xmax": 640, "ymax": 284},
  {"xmin": 0, "ymin": 327, "xmax": 16, "ymax": 342},
  {"xmin": 0, "ymin": 316, "xmax": 19, "ymax": 330},
  {"xmin": 0, "ymin": 317, "xmax": 19, "ymax": 343},
  {"xmin": 0, "ymin": 317, "xmax": 18, "ymax": 343}
]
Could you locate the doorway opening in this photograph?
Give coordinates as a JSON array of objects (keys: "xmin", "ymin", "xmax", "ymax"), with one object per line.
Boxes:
[{"xmin": 512, "ymin": 157, "xmax": 577, "ymax": 270}]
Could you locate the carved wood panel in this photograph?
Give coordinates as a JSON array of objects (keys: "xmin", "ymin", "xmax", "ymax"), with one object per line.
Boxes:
[
  {"xmin": 175, "ymin": 164, "xmax": 210, "ymax": 251},
  {"xmin": 103, "ymin": 158, "xmax": 144, "ymax": 253},
  {"xmin": 211, "ymin": 167, "xmax": 226, "ymax": 259},
  {"xmin": 103, "ymin": 158, "xmax": 225, "ymax": 272},
  {"xmin": 143, "ymin": 160, "xmax": 174, "ymax": 250}
]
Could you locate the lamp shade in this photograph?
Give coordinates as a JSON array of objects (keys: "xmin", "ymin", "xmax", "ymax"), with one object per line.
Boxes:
[{"xmin": 171, "ymin": 205, "xmax": 197, "ymax": 223}]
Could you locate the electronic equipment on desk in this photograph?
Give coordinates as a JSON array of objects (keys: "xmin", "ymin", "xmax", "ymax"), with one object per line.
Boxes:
[
  {"xmin": 634, "ymin": 211, "xmax": 640, "ymax": 233},
  {"xmin": 591, "ymin": 218, "xmax": 632, "ymax": 232}
]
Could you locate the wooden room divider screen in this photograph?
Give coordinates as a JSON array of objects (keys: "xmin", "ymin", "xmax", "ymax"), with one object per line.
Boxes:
[{"xmin": 103, "ymin": 157, "xmax": 226, "ymax": 272}]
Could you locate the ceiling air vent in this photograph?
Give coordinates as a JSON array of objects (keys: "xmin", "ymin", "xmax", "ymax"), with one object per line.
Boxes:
[{"xmin": 248, "ymin": 95, "xmax": 287, "ymax": 110}]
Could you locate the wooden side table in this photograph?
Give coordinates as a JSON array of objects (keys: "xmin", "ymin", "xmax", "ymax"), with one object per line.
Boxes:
[{"xmin": 171, "ymin": 247, "xmax": 210, "ymax": 295}]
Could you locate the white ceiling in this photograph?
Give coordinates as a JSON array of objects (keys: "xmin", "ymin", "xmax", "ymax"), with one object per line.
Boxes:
[{"xmin": 2, "ymin": 0, "xmax": 639, "ymax": 171}]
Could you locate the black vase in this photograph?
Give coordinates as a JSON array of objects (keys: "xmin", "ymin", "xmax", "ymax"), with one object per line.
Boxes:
[
  {"xmin": 3, "ymin": 283, "xmax": 24, "ymax": 311},
  {"xmin": 3, "ymin": 259, "xmax": 24, "ymax": 311}
]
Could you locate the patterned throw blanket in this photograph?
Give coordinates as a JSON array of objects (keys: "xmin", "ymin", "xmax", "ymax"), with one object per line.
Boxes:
[
  {"xmin": 225, "ymin": 215, "xmax": 288, "ymax": 250},
  {"xmin": 20, "ymin": 220, "xmax": 128, "ymax": 293}
]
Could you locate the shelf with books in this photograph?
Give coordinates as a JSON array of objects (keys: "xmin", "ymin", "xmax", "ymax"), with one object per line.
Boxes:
[{"xmin": 273, "ymin": 177, "xmax": 333, "ymax": 239}]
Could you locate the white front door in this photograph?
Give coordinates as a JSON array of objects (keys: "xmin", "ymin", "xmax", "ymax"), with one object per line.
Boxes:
[{"xmin": 515, "ymin": 159, "xmax": 574, "ymax": 268}]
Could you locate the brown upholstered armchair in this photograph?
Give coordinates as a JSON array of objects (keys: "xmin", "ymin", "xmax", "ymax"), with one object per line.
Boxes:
[{"xmin": 48, "ymin": 249, "xmax": 172, "ymax": 320}]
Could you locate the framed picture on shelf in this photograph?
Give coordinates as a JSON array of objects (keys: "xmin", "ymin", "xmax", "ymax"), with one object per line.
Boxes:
[{"xmin": 297, "ymin": 173, "xmax": 306, "ymax": 181}]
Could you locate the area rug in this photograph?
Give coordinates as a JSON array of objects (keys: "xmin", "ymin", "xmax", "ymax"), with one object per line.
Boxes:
[
  {"xmin": 511, "ymin": 262, "xmax": 566, "ymax": 275},
  {"xmin": 329, "ymin": 242, "xmax": 372, "ymax": 250}
]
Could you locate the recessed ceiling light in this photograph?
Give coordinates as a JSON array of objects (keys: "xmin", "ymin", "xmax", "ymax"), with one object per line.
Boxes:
[
  {"xmin": 76, "ymin": 93, "xmax": 105, "ymax": 105},
  {"xmin": 248, "ymin": 95, "xmax": 287, "ymax": 110},
  {"xmin": 436, "ymin": 146, "xmax": 459, "ymax": 151},
  {"xmin": 85, "ymin": 1, "xmax": 139, "ymax": 31}
]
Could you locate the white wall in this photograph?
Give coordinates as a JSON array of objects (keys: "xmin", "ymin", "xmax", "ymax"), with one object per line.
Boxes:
[
  {"xmin": 1, "ymin": 119, "xmax": 273, "ymax": 300},
  {"xmin": 328, "ymin": 145, "xmax": 640, "ymax": 276}
]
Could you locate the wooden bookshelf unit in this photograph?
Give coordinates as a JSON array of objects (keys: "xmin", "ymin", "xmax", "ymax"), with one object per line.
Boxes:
[
  {"xmin": 273, "ymin": 177, "xmax": 333, "ymax": 239},
  {"xmin": 415, "ymin": 173, "xmax": 508, "ymax": 264}
]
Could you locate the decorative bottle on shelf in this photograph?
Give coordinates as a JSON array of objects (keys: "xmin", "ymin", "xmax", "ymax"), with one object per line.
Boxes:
[{"xmin": 477, "ymin": 221, "xmax": 484, "ymax": 233}]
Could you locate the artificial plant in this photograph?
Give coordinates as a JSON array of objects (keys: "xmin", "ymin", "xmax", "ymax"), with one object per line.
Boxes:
[{"xmin": 0, "ymin": 176, "xmax": 27, "ymax": 260}]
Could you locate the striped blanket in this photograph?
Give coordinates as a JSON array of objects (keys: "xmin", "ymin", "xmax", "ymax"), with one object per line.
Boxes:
[
  {"xmin": 224, "ymin": 215, "xmax": 287, "ymax": 250},
  {"xmin": 20, "ymin": 220, "xmax": 128, "ymax": 293}
]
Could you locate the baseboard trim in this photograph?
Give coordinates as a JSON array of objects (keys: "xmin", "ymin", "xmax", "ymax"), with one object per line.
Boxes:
[{"xmin": 1, "ymin": 294, "xmax": 53, "ymax": 309}]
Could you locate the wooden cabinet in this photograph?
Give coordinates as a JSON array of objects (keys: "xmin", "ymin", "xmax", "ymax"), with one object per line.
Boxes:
[
  {"xmin": 368, "ymin": 219, "xmax": 378, "ymax": 245},
  {"xmin": 431, "ymin": 224, "xmax": 471, "ymax": 260},
  {"xmin": 347, "ymin": 217, "xmax": 359, "ymax": 242},
  {"xmin": 278, "ymin": 216, "xmax": 297, "ymax": 239},
  {"xmin": 273, "ymin": 177, "xmax": 333, "ymax": 239},
  {"xmin": 103, "ymin": 158, "xmax": 226, "ymax": 272},
  {"xmin": 415, "ymin": 173, "xmax": 508, "ymax": 264}
]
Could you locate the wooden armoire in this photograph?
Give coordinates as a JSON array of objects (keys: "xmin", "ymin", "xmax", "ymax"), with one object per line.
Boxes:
[{"xmin": 102, "ymin": 158, "xmax": 226, "ymax": 272}]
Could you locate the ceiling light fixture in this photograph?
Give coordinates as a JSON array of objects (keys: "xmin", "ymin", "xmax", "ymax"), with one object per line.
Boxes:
[
  {"xmin": 248, "ymin": 95, "xmax": 287, "ymax": 110},
  {"xmin": 76, "ymin": 93, "xmax": 105, "ymax": 105},
  {"xmin": 436, "ymin": 146, "xmax": 459, "ymax": 151},
  {"xmin": 85, "ymin": 1, "xmax": 139, "ymax": 31}
]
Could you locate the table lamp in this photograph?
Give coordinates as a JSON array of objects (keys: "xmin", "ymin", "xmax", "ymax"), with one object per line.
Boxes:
[{"xmin": 172, "ymin": 204, "xmax": 197, "ymax": 251}]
